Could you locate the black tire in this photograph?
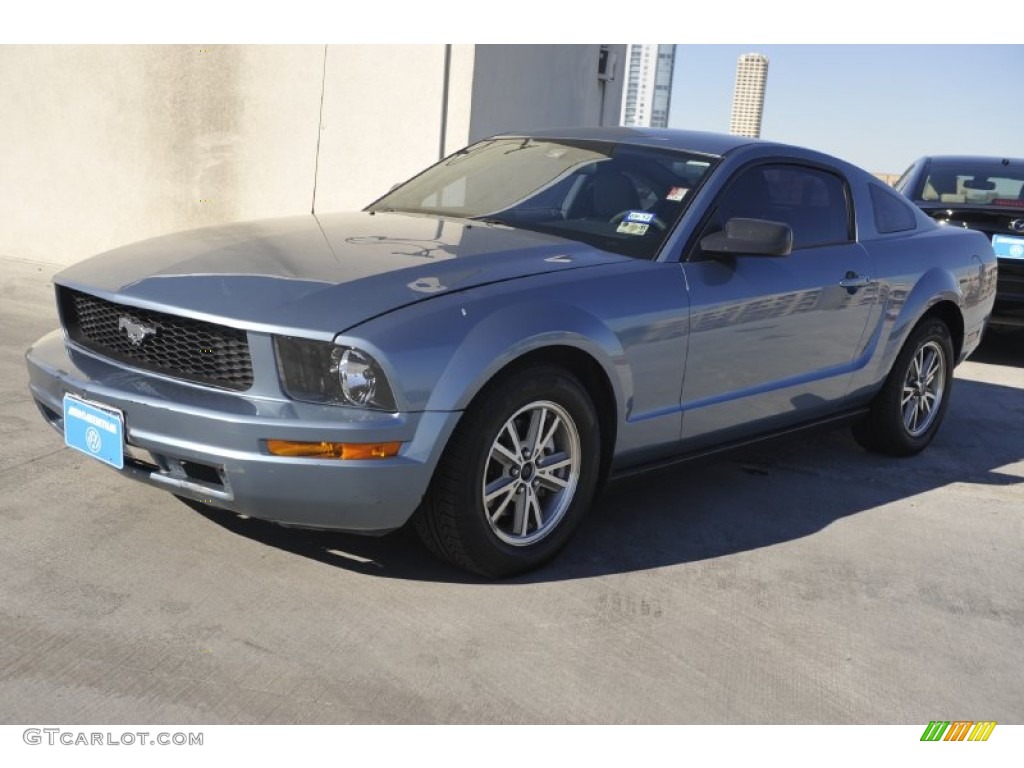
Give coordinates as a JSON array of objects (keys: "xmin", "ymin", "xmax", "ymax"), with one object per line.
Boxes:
[
  {"xmin": 852, "ymin": 317, "xmax": 954, "ymax": 457},
  {"xmin": 414, "ymin": 365, "xmax": 601, "ymax": 578}
]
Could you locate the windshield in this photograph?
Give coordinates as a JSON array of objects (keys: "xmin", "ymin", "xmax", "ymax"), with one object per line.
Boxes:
[
  {"xmin": 916, "ymin": 162, "xmax": 1024, "ymax": 207},
  {"xmin": 367, "ymin": 137, "xmax": 717, "ymax": 260}
]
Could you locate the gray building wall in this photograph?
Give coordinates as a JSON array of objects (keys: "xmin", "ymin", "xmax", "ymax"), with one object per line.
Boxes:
[
  {"xmin": 0, "ymin": 44, "xmax": 625, "ymax": 268},
  {"xmin": 649, "ymin": 45, "xmax": 675, "ymax": 129},
  {"xmin": 469, "ymin": 45, "xmax": 623, "ymax": 140}
]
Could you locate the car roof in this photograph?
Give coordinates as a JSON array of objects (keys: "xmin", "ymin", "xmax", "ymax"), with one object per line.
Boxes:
[
  {"xmin": 920, "ymin": 155, "xmax": 1024, "ymax": 166},
  {"xmin": 494, "ymin": 126, "xmax": 777, "ymax": 158}
]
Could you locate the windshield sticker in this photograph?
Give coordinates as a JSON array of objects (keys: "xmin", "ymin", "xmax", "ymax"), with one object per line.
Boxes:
[
  {"xmin": 666, "ymin": 187, "xmax": 687, "ymax": 202},
  {"xmin": 617, "ymin": 221, "xmax": 649, "ymax": 236},
  {"xmin": 624, "ymin": 210, "xmax": 655, "ymax": 224}
]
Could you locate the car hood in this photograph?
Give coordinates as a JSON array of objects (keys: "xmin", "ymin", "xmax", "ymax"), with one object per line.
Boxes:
[{"xmin": 55, "ymin": 212, "xmax": 623, "ymax": 336}]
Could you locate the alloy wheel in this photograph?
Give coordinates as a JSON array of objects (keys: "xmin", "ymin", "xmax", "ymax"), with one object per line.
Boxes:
[
  {"xmin": 481, "ymin": 400, "xmax": 581, "ymax": 547},
  {"xmin": 901, "ymin": 340, "xmax": 946, "ymax": 437}
]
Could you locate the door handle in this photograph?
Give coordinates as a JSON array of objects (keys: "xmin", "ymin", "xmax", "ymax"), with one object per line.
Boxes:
[{"xmin": 839, "ymin": 272, "xmax": 872, "ymax": 290}]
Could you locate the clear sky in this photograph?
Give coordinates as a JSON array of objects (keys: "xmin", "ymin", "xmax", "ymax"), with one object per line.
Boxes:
[{"xmin": 668, "ymin": 45, "xmax": 1023, "ymax": 174}]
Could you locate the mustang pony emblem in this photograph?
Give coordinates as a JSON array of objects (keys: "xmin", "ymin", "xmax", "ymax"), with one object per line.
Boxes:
[{"xmin": 118, "ymin": 316, "xmax": 157, "ymax": 346}]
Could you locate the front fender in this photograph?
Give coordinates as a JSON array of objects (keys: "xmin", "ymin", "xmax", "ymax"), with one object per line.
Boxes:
[
  {"xmin": 337, "ymin": 278, "xmax": 631, "ymax": 416},
  {"xmin": 426, "ymin": 300, "xmax": 629, "ymax": 414},
  {"xmin": 339, "ymin": 261, "xmax": 691, "ymax": 462}
]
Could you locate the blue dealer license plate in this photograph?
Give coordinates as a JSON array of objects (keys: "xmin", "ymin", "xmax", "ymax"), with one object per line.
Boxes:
[
  {"xmin": 992, "ymin": 234, "xmax": 1024, "ymax": 260},
  {"xmin": 63, "ymin": 394, "xmax": 124, "ymax": 469}
]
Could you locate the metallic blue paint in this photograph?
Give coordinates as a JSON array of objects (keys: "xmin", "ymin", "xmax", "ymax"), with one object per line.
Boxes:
[{"xmin": 25, "ymin": 129, "xmax": 998, "ymax": 535}]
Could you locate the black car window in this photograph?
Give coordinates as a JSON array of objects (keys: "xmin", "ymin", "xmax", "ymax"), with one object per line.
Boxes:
[
  {"xmin": 706, "ymin": 163, "xmax": 852, "ymax": 250},
  {"xmin": 870, "ymin": 184, "xmax": 917, "ymax": 234},
  {"xmin": 918, "ymin": 163, "xmax": 1024, "ymax": 204}
]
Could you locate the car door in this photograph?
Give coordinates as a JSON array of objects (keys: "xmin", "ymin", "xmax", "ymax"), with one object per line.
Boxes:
[{"xmin": 678, "ymin": 161, "xmax": 877, "ymax": 447}]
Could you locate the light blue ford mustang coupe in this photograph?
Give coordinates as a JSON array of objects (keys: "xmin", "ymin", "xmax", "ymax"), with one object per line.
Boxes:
[{"xmin": 26, "ymin": 128, "xmax": 996, "ymax": 576}]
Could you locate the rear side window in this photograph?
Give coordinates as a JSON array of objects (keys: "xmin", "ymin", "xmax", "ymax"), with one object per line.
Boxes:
[
  {"xmin": 710, "ymin": 163, "xmax": 852, "ymax": 249},
  {"xmin": 870, "ymin": 184, "xmax": 917, "ymax": 234}
]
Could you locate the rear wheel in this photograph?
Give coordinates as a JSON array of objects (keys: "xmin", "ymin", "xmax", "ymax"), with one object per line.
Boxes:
[
  {"xmin": 852, "ymin": 317, "xmax": 954, "ymax": 456},
  {"xmin": 415, "ymin": 365, "xmax": 601, "ymax": 577}
]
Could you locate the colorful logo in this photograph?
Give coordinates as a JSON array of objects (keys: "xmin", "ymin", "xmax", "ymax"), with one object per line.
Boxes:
[{"xmin": 920, "ymin": 721, "xmax": 996, "ymax": 741}]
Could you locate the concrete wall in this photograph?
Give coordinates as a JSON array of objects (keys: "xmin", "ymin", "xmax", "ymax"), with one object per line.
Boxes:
[
  {"xmin": 0, "ymin": 44, "xmax": 624, "ymax": 268},
  {"xmin": 469, "ymin": 45, "xmax": 625, "ymax": 141},
  {"xmin": 0, "ymin": 45, "xmax": 324, "ymax": 266},
  {"xmin": 313, "ymin": 45, "xmax": 454, "ymax": 213}
]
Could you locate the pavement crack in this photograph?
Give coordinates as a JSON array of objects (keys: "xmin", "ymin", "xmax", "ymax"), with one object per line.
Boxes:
[{"xmin": 0, "ymin": 446, "xmax": 68, "ymax": 475}]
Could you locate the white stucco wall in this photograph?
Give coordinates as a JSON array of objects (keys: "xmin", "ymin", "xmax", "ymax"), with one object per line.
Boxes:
[
  {"xmin": 469, "ymin": 45, "xmax": 625, "ymax": 141},
  {"xmin": 0, "ymin": 44, "xmax": 624, "ymax": 268},
  {"xmin": 313, "ymin": 44, "xmax": 452, "ymax": 214},
  {"xmin": 0, "ymin": 45, "xmax": 324, "ymax": 266}
]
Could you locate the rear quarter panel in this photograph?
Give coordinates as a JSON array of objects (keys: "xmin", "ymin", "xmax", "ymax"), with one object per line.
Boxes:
[{"xmin": 849, "ymin": 224, "xmax": 996, "ymax": 401}]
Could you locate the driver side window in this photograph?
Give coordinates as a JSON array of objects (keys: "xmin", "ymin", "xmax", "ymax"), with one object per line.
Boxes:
[{"xmin": 706, "ymin": 163, "xmax": 852, "ymax": 250}]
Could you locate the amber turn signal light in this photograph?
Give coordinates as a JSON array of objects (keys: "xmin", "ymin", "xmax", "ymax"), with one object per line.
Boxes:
[{"xmin": 266, "ymin": 440, "xmax": 402, "ymax": 460}]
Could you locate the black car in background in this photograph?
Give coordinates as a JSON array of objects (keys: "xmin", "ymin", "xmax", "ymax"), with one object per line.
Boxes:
[{"xmin": 896, "ymin": 156, "xmax": 1024, "ymax": 328}]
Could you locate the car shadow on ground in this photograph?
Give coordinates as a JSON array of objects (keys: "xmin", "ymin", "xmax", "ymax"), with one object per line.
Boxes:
[
  {"xmin": 185, "ymin": 374, "xmax": 1024, "ymax": 585},
  {"xmin": 970, "ymin": 328, "xmax": 1024, "ymax": 369}
]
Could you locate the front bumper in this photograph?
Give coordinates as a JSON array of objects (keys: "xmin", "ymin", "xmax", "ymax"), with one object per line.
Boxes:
[{"xmin": 25, "ymin": 329, "xmax": 461, "ymax": 533}]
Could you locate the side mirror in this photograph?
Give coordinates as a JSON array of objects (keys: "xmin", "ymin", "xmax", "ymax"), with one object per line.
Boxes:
[{"xmin": 700, "ymin": 217, "xmax": 793, "ymax": 257}]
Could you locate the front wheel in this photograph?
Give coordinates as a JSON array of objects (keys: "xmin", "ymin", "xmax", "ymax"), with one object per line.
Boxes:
[
  {"xmin": 414, "ymin": 365, "xmax": 601, "ymax": 577},
  {"xmin": 852, "ymin": 317, "xmax": 954, "ymax": 456}
]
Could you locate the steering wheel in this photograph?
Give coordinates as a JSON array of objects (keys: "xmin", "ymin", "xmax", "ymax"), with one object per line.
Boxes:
[{"xmin": 609, "ymin": 210, "xmax": 667, "ymax": 232}]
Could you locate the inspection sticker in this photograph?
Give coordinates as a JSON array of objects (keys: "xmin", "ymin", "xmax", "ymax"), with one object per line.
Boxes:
[
  {"xmin": 624, "ymin": 210, "xmax": 656, "ymax": 224},
  {"xmin": 616, "ymin": 221, "xmax": 649, "ymax": 236},
  {"xmin": 666, "ymin": 186, "xmax": 688, "ymax": 201},
  {"xmin": 992, "ymin": 234, "xmax": 1024, "ymax": 260}
]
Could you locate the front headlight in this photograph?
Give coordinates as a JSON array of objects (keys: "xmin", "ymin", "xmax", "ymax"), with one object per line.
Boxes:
[{"xmin": 274, "ymin": 336, "xmax": 397, "ymax": 410}]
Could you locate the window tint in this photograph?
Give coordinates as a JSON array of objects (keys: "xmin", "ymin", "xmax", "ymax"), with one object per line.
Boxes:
[
  {"xmin": 710, "ymin": 164, "xmax": 851, "ymax": 249},
  {"xmin": 870, "ymin": 184, "xmax": 917, "ymax": 234}
]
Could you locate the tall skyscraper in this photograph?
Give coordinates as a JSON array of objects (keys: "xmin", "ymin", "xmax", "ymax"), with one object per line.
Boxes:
[
  {"xmin": 729, "ymin": 53, "xmax": 769, "ymax": 138},
  {"xmin": 620, "ymin": 44, "xmax": 676, "ymax": 128}
]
